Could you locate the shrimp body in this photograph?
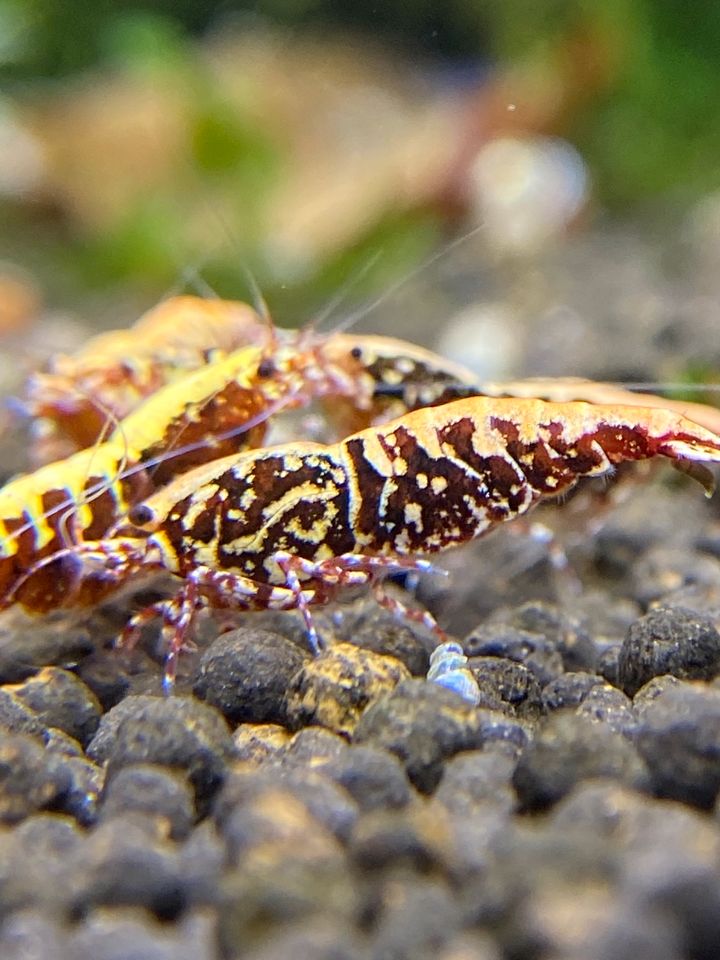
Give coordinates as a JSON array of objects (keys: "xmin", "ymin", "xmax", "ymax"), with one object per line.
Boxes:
[
  {"xmin": 19, "ymin": 396, "xmax": 720, "ymax": 683},
  {"xmin": 140, "ymin": 397, "xmax": 720, "ymax": 578},
  {"xmin": 24, "ymin": 296, "xmax": 267, "ymax": 459},
  {"xmin": 1, "ymin": 323, "xmax": 482, "ymax": 613},
  {"xmin": 0, "ymin": 335, "xmax": 351, "ymax": 611}
]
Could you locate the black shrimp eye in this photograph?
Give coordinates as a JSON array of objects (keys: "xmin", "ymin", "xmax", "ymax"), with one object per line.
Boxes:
[
  {"xmin": 350, "ymin": 346, "xmax": 363, "ymax": 360},
  {"xmin": 257, "ymin": 358, "xmax": 276, "ymax": 378},
  {"xmin": 128, "ymin": 503, "xmax": 155, "ymax": 527}
]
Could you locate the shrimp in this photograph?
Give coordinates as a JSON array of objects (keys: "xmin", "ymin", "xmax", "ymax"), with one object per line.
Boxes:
[
  {"xmin": 14, "ymin": 396, "xmax": 720, "ymax": 686},
  {"xmin": 23, "ymin": 296, "xmax": 268, "ymax": 460}
]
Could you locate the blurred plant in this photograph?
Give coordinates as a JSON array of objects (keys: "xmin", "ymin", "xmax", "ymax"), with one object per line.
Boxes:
[
  {"xmin": 483, "ymin": 0, "xmax": 720, "ymax": 204},
  {"xmin": 4, "ymin": 0, "xmax": 720, "ymax": 316}
]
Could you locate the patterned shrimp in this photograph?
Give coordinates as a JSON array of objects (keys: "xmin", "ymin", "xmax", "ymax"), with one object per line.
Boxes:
[
  {"xmin": 15, "ymin": 396, "xmax": 720, "ymax": 687},
  {"xmin": 23, "ymin": 296, "xmax": 268, "ymax": 462},
  {"xmin": 23, "ymin": 290, "xmax": 720, "ymax": 456},
  {"xmin": 1, "ymin": 315, "xmax": 491, "ymax": 615},
  {"xmin": 0, "ymin": 329, "xmax": 373, "ymax": 613},
  {"xmin": 374, "ymin": 376, "xmax": 720, "ymax": 433}
]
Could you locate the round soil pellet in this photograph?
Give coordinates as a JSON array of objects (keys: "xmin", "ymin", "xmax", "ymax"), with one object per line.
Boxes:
[
  {"xmin": 319, "ymin": 744, "xmax": 411, "ymax": 811},
  {"xmin": 619, "ymin": 606, "xmax": 720, "ymax": 697},
  {"xmin": 354, "ymin": 678, "xmax": 484, "ymax": 793},
  {"xmin": 193, "ymin": 628, "xmax": 308, "ymax": 725},
  {"xmin": 7, "ymin": 667, "xmax": 102, "ymax": 746},
  {"xmin": 633, "ymin": 681, "xmax": 720, "ymax": 809},
  {"xmin": 512, "ymin": 712, "xmax": 649, "ymax": 811},
  {"xmin": 90, "ymin": 696, "xmax": 232, "ymax": 814},
  {"xmin": 286, "ymin": 642, "xmax": 410, "ymax": 736},
  {"xmin": 100, "ymin": 763, "xmax": 195, "ymax": 839},
  {"xmin": 0, "ymin": 731, "xmax": 71, "ymax": 824}
]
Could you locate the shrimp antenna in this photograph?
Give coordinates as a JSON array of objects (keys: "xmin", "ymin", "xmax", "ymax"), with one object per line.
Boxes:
[
  {"xmin": 194, "ymin": 192, "xmax": 278, "ymax": 349},
  {"xmin": 175, "ymin": 262, "xmax": 222, "ymax": 301},
  {"xmin": 310, "ymin": 247, "xmax": 385, "ymax": 335},
  {"xmin": 329, "ymin": 222, "xmax": 487, "ymax": 336}
]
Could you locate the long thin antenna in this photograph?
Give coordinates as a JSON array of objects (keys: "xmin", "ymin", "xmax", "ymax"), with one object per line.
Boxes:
[
  {"xmin": 328, "ymin": 223, "xmax": 487, "ymax": 336},
  {"xmin": 311, "ymin": 248, "xmax": 385, "ymax": 334}
]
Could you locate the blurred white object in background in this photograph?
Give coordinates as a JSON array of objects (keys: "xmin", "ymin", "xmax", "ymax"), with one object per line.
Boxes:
[
  {"xmin": 0, "ymin": 100, "xmax": 44, "ymax": 198},
  {"xmin": 436, "ymin": 301, "xmax": 522, "ymax": 380},
  {"xmin": 468, "ymin": 136, "xmax": 589, "ymax": 254}
]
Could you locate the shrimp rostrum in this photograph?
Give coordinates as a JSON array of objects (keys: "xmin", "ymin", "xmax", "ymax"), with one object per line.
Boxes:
[{"xmin": 12, "ymin": 396, "xmax": 720, "ymax": 687}]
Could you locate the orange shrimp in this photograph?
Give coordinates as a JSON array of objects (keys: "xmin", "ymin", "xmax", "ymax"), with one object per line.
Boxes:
[{"xmin": 23, "ymin": 296, "xmax": 268, "ymax": 460}]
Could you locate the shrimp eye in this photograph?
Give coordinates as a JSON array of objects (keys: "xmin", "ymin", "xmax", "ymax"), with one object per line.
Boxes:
[
  {"xmin": 350, "ymin": 346, "xmax": 363, "ymax": 360},
  {"xmin": 258, "ymin": 358, "xmax": 276, "ymax": 378},
  {"xmin": 128, "ymin": 503, "xmax": 155, "ymax": 527}
]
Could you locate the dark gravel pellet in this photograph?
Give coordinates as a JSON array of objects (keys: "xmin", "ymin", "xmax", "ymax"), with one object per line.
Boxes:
[
  {"xmin": 75, "ymin": 651, "xmax": 131, "ymax": 711},
  {"xmin": 619, "ymin": 605, "xmax": 720, "ymax": 696},
  {"xmin": 0, "ymin": 687, "xmax": 47, "ymax": 738},
  {"xmin": 89, "ymin": 696, "xmax": 233, "ymax": 814},
  {"xmin": 43, "ymin": 727, "xmax": 84, "ymax": 757},
  {"xmin": 215, "ymin": 763, "xmax": 359, "ymax": 845},
  {"xmin": 576, "ymin": 683, "xmax": 637, "ymax": 735},
  {"xmin": 554, "ymin": 786, "xmax": 720, "ymax": 960},
  {"xmin": 241, "ymin": 918, "xmax": 365, "ymax": 960},
  {"xmin": 494, "ymin": 601, "xmax": 598, "ymax": 672},
  {"xmin": 66, "ymin": 909, "xmax": 215, "ymax": 960},
  {"xmin": 177, "ymin": 817, "xmax": 225, "ymax": 891},
  {"xmin": 542, "ymin": 674, "xmax": 637, "ymax": 734},
  {"xmin": 440, "ymin": 808, "xmax": 511, "ymax": 887},
  {"xmin": 218, "ymin": 846, "xmax": 355, "ymax": 954},
  {"xmin": 54, "ymin": 754, "xmax": 103, "ymax": 826},
  {"xmin": 369, "ymin": 876, "xmax": 465, "ymax": 960},
  {"xmin": 7, "ymin": 667, "xmax": 102, "ymax": 746},
  {"xmin": 527, "ymin": 890, "xmax": 682, "ymax": 960},
  {"xmin": 73, "ymin": 816, "xmax": 187, "ymax": 920},
  {"xmin": 597, "ymin": 640, "xmax": 623, "ymax": 687},
  {"xmin": 348, "ymin": 808, "xmax": 447, "ymax": 874},
  {"xmin": 216, "ymin": 781, "xmax": 342, "ymax": 865},
  {"xmin": 435, "ymin": 932, "xmax": 503, "ymax": 960},
  {"xmin": 193, "ymin": 627, "xmax": 308, "ymax": 725},
  {"xmin": 0, "ymin": 814, "xmax": 84, "ymax": 918},
  {"xmin": 100, "ymin": 763, "xmax": 196, "ymax": 839},
  {"xmin": 233, "ymin": 722, "xmax": 291, "ymax": 762},
  {"xmin": 469, "ymin": 656, "xmax": 543, "ymax": 715},
  {"xmin": 512, "ymin": 712, "xmax": 649, "ymax": 811},
  {"xmin": 633, "ymin": 681, "xmax": 720, "ymax": 809},
  {"xmin": 552, "ymin": 780, "xmax": 720, "ymax": 860},
  {"xmin": 318, "ymin": 744, "xmax": 412, "ymax": 811},
  {"xmin": 434, "ymin": 747, "xmax": 517, "ymax": 815},
  {"xmin": 354, "ymin": 678, "xmax": 484, "ymax": 793},
  {"xmin": 280, "ymin": 726, "xmax": 350, "ymax": 763},
  {"xmin": 463, "ymin": 625, "xmax": 564, "ymax": 686},
  {"xmin": 286, "ymin": 641, "xmax": 410, "ymax": 736},
  {"xmin": 632, "ymin": 674, "xmax": 682, "ymax": 708},
  {"xmin": 541, "ymin": 672, "xmax": 606, "ymax": 712},
  {"xmin": 476, "ymin": 712, "xmax": 531, "ymax": 751},
  {"xmin": 631, "ymin": 546, "xmax": 720, "ymax": 607},
  {"xmin": 332, "ymin": 603, "xmax": 432, "ymax": 675},
  {"xmin": 0, "ymin": 731, "xmax": 72, "ymax": 824},
  {"xmin": 0, "ymin": 911, "xmax": 71, "ymax": 960},
  {"xmin": 0, "ymin": 622, "xmax": 94, "ymax": 684}
]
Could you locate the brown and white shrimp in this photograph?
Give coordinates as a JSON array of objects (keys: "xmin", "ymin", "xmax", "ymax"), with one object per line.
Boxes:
[{"xmin": 14, "ymin": 396, "xmax": 720, "ymax": 687}]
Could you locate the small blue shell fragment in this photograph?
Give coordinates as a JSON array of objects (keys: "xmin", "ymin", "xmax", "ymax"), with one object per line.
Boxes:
[{"xmin": 426, "ymin": 641, "xmax": 482, "ymax": 706}]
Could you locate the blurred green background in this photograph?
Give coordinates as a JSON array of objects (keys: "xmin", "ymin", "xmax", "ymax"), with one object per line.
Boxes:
[{"xmin": 1, "ymin": 0, "xmax": 720, "ymax": 322}]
